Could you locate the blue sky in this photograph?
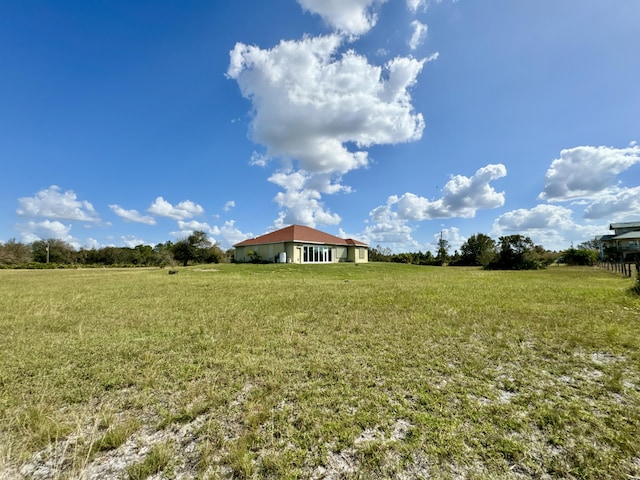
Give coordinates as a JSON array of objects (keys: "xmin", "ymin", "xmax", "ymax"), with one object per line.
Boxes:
[{"xmin": 1, "ymin": 0, "xmax": 639, "ymax": 253}]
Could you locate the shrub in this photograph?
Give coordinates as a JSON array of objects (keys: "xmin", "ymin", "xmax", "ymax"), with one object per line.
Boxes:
[{"xmin": 562, "ymin": 248, "xmax": 598, "ymax": 266}]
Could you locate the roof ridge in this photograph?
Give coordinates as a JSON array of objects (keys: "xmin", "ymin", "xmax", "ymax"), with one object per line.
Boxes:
[{"xmin": 233, "ymin": 224, "xmax": 367, "ymax": 247}]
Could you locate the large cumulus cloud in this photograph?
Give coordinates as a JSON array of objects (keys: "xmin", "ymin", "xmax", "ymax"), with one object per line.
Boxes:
[
  {"xmin": 539, "ymin": 144, "xmax": 640, "ymax": 202},
  {"xmin": 228, "ymin": 34, "xmax": 428, "ymax": 227},
  {"xmin": 17, "ymin": 185, "xmax": 100, "ymax": 222}
]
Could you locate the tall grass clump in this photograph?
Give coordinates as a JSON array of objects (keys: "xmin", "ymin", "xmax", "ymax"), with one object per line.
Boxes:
[{"xmin": 126, "ymin": 441, "xmax": 173, "ymax": 480}]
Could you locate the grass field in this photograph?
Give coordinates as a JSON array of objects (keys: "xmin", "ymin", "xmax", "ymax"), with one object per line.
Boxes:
[{"xmin": 1, "ymin": 263, "xmax": 639, "ymax": 479}]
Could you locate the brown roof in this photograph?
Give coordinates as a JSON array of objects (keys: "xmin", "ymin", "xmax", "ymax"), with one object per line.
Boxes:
[{"xmin": 234, "ymin": 225, "xmax": 368, "ymax": 247}]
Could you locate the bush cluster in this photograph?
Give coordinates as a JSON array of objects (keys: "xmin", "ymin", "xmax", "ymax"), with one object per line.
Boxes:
[
  {"xmin": 0, "ymin": 231, "xmax": 229, "ymax": 268},
  {"xmin": 561, "ymin": 248, "xmax": 598, "ymax": 266},
  {"xmin": 370, "ymin": 233, "xmax": 562, "ymax": 270}
]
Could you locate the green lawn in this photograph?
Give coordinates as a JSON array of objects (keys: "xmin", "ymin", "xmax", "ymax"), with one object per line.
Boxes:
[{"xmin": 1, "ymin": 264, "xmax": 639, "ymax": 479}]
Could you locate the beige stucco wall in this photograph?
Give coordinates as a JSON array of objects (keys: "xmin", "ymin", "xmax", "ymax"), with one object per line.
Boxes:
[
  {"xmin": 235, "ymin": 242, "xmax": 368, "ymax": 263},
  {"xmin": 348, "ymin": 246, "xmax": 368, "ymax": 263}
]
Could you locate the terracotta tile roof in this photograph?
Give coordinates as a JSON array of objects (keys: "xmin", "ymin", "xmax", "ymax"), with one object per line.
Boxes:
[
  {"xmin": 345, "ymin": 238, "xmax": 368, "ymax": 246},
  {"xmin": 234, "ymin": 225, "xmax": 368, "ymax": 247}
]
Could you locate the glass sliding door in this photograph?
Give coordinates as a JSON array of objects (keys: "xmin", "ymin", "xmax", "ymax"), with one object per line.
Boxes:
[{"xmin": 303, "ymin": 245, "xmax": 333, "ymax": 263}]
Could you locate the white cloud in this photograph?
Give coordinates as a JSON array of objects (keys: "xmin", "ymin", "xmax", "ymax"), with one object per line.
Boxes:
[
  {"xmin": 17, "ymin": 185, "xmax": 100, "ymax": 222},
  {"xmin": 147, "ymin": 197, "xmax": 204, "ymax": 221},
  {"xmin": 229, "ymin": 36, "xmax": 426, "ymax": 174},
  {"xmin": 393, "ymin": 164, "xmax": 507, "ymax": 220},
  {"xmin": 109, "ymin": 204, "xmax": 156, "ymax": 225},
  {"xmin": 583, "ymin": 186, "xmax": 640, "ymax": 220},
  {"xmin": 297, "ymin": 0, "xmax": 387, "ymax": 36},
  {"xmin": 270, "ymin": 169, "xmax": 350, "ymax": 195},
  {"xmin": 491, "ymin": 204, "xmax": 604, "ymax": 251},
  {"xmin": 361, "ymin": 197, "xmax": 420, "ymax": 251},
  {"xmin": 539, "ymin": 144, "xmax": 640, "ymax": 202},
  {"xmin": 249, "ymin": 151, "xmax": 269, "ymax": 167},
  {"xmin": 407, "ymin": 0, "xmax": 456, "ymax": 13},
  {"xmin": 170, "ymin": 220, "xmax": 252, "ymax": 250},
  {"xmin": 269, "ymin": 170, "xmax": 347, "ymax": 227},
  {"xmin": 217, "ymin": 220, "xmax": 253, "ymax": 249},
  {"xmin": 84, "ymin": 238, "xmax": 100, "ymax": 250},
  {"xmin": 407, "ymin": 0, "xmax": 426, "ymax": 13},
  {"xmin": 176, "ymin": 220, "xmax": 220, "ymax": 236},
  {"xmin": 274, "ymin": 189, "xmax": 342, "ymax": 228},
  {"xmin": 493, "ymin": 204, "xmax": 574, "ymax": 231},
  {"xmin": 17, "ymin": 220, "xmax": 74, "ymax": 244},
  {"xmin": 223, "ymin": 200, "xmax": 236, "ymax": 212},
  {"xmin": 228, "ymin": 34, "xmax": 429, "ymax": 227},
  {"xmin": 362, "ymin": 164, "xmax": 506, "ymax": 252},
  {"xmin": 120, "ymin": 235, "xmax": 148, "ymax": 248},
  {"xmin": 269, "ymin": 170, "xmax": 309, "ymax": 191},
  {"xmin": 409, "ymin": 20, "xmax": 428, "ymax": 50}
]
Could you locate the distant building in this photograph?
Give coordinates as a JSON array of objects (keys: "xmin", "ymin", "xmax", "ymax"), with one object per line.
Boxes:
[
  {"xmin": 597, "ymin": 222, "xmax": 640, "ymax": 261},
  {"xmin": 234, "ymin": 224, "xmax": 368, "ymax": 264}
]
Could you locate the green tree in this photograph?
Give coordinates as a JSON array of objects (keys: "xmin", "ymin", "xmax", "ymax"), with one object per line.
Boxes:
[
  {"xmin": 172, "ymin": 240, "xmax": 194, "ymax": 267},
  {"xmin": 534, "ymin": 245, "xmax": 561, "ymax": 266},
  {"xmin": 369, "ymin": 245, "xmax": 393, "ymax": 262},
  {"xmin": 414, "ymin": 250, "xmax": 434, "ymax": 265},
  {"xmin": 132, "ymin": 245, "xmax": 155, "ymax": 266},
  {"xmin": 223, "ymin": 248, "xmax": 235, "ymax": 263},
  {"xmin": 487, "ymin": 235, "xmax": 543, "ymax": 270},
  {"xmin": 563, "ymin": 248, "xmax": 598, "ymax": 266},
  {"xmin": 435, "ymin": 236, "xmax": 450, "ymax": 265},
  {"xmin": 172, "ymin": 231, "xmax": 213, "ymax": 266},
  {"xmin": 457, "ymin": 233, "xmax": 496, "ymax": 266},
  {"xmin": 393, "ymin": 252, "xmax": 414, "ymax": 264},
  {"xmin": 188, "ymin": 231, "xmax": 211, "ymax": 259},
  {"xmin": 154, "ymin": 242, "xmax": 175, "ymax": 267},
  {"xmin": 0, "ymin": 239, "xmax": 32, "ymax": 265},
  {"xmin": 203, "ymin": 244, "xmax": 223, "ymax": 264},
  {"xmin": 578, "ymin": 239, "xmax": 599, "ymax": 251},
  {"xmin": 423, "ymin": 250, "xmax": 435, "ymax": 265},
  {"xmin": 32, "ymin": 239, "xmax": 76, "ymax": 264}
]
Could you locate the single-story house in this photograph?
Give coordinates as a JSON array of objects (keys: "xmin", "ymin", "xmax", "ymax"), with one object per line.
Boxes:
[
  {"xmin": 233, "ymin": 225, "xmax": 369, "ymax": 264},
  {"xmin": 597, "ymin": 221, "xmax": 640, "ymax": 261}
]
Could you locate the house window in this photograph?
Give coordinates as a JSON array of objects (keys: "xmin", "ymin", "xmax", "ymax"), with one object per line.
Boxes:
[
  {"xmin": 358, "ymin": 248, "xmax": 365, "ymax": 260},
  {"xmin": 303, "ymin": 245, "xmax": 333, "ymax": 263}
]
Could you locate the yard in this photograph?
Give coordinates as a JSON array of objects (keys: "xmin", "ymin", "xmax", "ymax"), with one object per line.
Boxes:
[{"xmin": 1, "ymin": 264, "xmax": 639, "ymax": 478}]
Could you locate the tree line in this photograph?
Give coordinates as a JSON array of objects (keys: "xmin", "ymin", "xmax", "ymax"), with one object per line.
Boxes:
[
  {"xmin": 369, "ymin": 234, "xmax": 599, "ymax": 270},
  {"xmin": 0, "ymin": 231, "xmax": 230, "ymax": 268},
  {"xmin": 1, "ymin": 230, "xmax": 600, "ymax": 270}
]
